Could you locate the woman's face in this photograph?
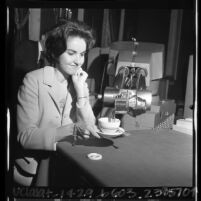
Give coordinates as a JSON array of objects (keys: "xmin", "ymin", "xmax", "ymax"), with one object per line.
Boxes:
[{"xmin": 57, "ymin": 36, "xmax": 87, "ymax": 76}]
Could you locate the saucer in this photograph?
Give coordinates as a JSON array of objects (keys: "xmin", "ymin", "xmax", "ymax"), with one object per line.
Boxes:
[{"xmin": 97, "ymin": 127, "xmax": 125, "ymax": 137}]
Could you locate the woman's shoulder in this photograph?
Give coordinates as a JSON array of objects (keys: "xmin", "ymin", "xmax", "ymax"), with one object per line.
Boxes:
[
  {"xmin": 26, "ymin": 66, "xmax": 55, "ymax": 79},
  {"xmin": 22, "ymin": 66, "xmax": 55, "ymax": 87},
  {"xmin": 20, "ymin": 66, "xmax": 56, "ymax": 90}
]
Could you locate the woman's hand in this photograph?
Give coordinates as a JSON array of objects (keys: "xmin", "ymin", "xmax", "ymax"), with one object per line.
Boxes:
[
  {"xmin": 75, "ymin": 122, "xmax": 100, "ymax": 139},
  {"xmin": 72, "ymin": 68, "xmax": 88, "ymax": 97}
]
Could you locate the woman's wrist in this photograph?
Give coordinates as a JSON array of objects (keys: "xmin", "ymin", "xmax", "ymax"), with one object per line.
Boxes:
[
  {"xmin": 77, "ymin": 98, "xmax": 87, "ymax": 108},
  {"xmin": 76, "ymin": 90, "xmax": 88, "ymax": 101},
  {"xmin": 76, "ymin": 90, "xmax": 85, "ymax": 97},
  {"xmin": 77, "ymin": 96, "xmax": 88, "ymax": 100}
]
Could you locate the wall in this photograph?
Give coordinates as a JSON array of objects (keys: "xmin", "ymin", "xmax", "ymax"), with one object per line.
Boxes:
[
  {"xmin": 168, "ymin": 10, "xmax": 195, "ymax": 102},
  {"xmin": 84, "ymin": 9, "xmax": 104, "ymax": 47},
  {"xmin": 123, "ymin": 9, "xmax": 170, "ymax": 49},
  {"xmin": 40, "ymin": 9, "xmax": 57, "ymax": 36},
  {"xmin": 29, "ymin": 9, "xmax": 41, "ymax": 41}
]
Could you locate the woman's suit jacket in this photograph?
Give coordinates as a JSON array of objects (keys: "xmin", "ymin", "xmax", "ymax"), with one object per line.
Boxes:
[{"xmin": 14, "ymin": 66, "xmax": 96, "ymax": 185}]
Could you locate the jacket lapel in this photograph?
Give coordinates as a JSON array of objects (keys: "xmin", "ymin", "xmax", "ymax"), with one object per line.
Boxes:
[{"xmin": 43, "ymin": 67, "xmax": 61, "ymax": 114}]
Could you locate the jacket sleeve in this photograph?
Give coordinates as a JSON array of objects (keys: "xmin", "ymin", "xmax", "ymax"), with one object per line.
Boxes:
[{"xmin": 17, "ymin": 73, "xmax": 57, "ymax": 151}]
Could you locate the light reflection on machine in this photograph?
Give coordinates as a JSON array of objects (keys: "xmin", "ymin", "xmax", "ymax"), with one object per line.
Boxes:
[{"xmin": 98, "ymin": 87, "xmax": 152, "ymax": 117}]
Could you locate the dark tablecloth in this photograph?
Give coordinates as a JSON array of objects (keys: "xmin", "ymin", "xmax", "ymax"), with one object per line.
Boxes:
[{"xmin": 56, "ymin": 129, "xmax": 193, "ymax": 187}]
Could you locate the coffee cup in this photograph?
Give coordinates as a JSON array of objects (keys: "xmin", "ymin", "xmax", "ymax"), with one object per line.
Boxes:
[{"xmin": 98, "ymin": 117, "xmax": 120, "ymax": 134}]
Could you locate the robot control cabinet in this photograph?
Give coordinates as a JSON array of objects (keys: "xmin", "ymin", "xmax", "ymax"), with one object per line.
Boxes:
[{"xmin": 98, "ymin": 38, "xmax": 176, "ymax": 130}]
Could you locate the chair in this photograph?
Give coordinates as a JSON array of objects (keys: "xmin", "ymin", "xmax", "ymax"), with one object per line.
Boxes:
[
  {"xmin": 86, "ymin": 47, "xmax": 111, "ymax": 116},
  {"xmin": 86, "ymin": 47, "xmax": 110, "ymax": 94}
]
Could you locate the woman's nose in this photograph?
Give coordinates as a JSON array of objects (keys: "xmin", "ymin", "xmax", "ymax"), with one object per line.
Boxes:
[{"xmin": 74, "ymin": 54, "xmax": 83, "ymax": 66}]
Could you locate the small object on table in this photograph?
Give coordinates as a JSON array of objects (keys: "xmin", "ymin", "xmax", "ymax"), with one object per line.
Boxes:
[
  {"xmin": 87, "ymin": 153, "xmax": 103, "ymax": 160},
  {"xmin": 172, "ymin": 118, "xmax": 193, "ymax": 135},
  {"xmin": 97, "ymin": 127, "xmax": 125, "ymax": 138}
]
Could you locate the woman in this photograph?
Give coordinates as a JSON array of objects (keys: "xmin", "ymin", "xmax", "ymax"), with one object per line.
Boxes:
[{"xmin": 14, "ymin": 20, "xmax": 100, "ymax": 186}]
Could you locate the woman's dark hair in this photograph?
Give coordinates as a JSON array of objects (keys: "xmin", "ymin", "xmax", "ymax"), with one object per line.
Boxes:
[{"xmin": 45, "ymin": 20, "xmax": 96, "ymax": 65}]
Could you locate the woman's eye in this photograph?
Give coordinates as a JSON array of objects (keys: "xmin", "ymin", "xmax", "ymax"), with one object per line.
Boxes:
[
  {"xmin": 67, "ymin": 51, "xmax": 75, "ymax": 56},
  {"xmin": 66, "ymin": 51, "xmax": 85, "ymax": 57}
]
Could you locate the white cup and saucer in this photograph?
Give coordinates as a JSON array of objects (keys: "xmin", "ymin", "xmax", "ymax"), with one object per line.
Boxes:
[{"xmin": 97, "ymin": 117, "xmax": 125, "ymax": 137}]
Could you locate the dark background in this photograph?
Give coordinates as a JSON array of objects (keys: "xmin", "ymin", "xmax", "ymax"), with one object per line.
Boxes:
[{"xmin": 11, "ymin": 8, "xmax": 195, "ymax": 104}]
